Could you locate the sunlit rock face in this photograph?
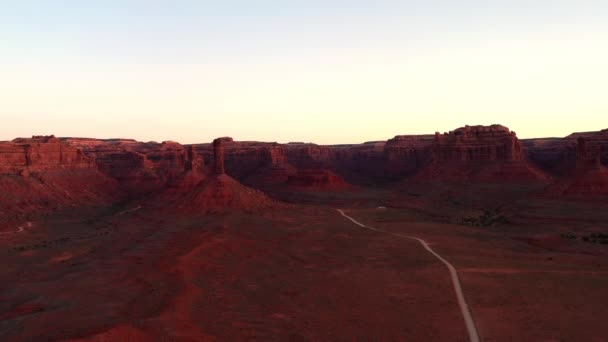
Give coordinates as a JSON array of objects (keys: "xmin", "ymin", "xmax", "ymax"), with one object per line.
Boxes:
[
  {"xmin": 413, "ymin": 125, "xmax": 548, "ymax": 182},
  {"xmin": 0, "ymin": 136, "xmax": 121, "ymax": 215}
]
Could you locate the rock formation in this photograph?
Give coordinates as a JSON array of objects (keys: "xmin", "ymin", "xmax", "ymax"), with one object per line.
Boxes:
[
  {"xmin": 383, "ymin": 135, "xmax": 434, "ymax": 178},
  {"xmin": 162, "ymin": 138, "xmax": 276, "ymax": 213},
  {"xmin": 287, "ymin": 169, "xmax": 351, "ymax": 190},
  {"xmin": 523, "ymin": 128, "xmax": 608, "ymax": 176},
  {"xmin": 189, "ymin": 139, "xmax": 297, "ymax": 187},
  {"xmin": 0, "ymin": 135, "xmax": 95, "ymax": 175},
  {"xmin": 0, "ymin": 136, "xmax": 121, "ymax": 215},
  {"xmin": 170, "ymin": 173, "xmax": 275, "ymax": 213},
  {"xmin": 163, "ymin": 145, "xmax": 206, "ymax": 195},
  {"xmin": 545, "ymin": 137, "xmax": 608, "ymax": 197},
  {"xmin": 213, "ymin": 138, "xmax": 226, "ymax": 174},
  {"xmin": 64, "ymin": 138, "xmax": 206, "ymax": 196},
  {"xmin": 576, "ymin": 137, "xmax": 602, "ymax": 170},
  {"xmin": 432, "ymin": 125, "xmax": 525, "ymax": 162},
  {"xmin": 415, "ymin": 125, "xmax": 548, "ymax": 182},
  {"xmin": 4, "ymin": 124, "xmax": 608, "ymax": 217}
]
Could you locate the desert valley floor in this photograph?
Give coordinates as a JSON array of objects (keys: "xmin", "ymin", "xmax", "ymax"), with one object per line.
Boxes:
[{"xmin": 1, "ymin": 184, "xmax": 608, "ymax": 341}]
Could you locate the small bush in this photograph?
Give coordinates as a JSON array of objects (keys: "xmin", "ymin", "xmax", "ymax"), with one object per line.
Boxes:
[{"xmin": 560, "ymin": 232, "xmax": 577, "ymax": 240}]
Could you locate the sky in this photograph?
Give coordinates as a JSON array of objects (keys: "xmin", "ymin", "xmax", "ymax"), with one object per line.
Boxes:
[{"xmin": 1, "ymin": 1, "xmax": 607, "ymax": 144}]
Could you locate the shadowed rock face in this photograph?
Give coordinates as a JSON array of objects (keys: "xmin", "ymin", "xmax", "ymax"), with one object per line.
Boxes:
[
  {"xmin": 287, "ymin": 169, "xmax": 351, "ymax": 190},
  {"xmin": 383, "ymin": 135, "xmax": 434, "ymax": 177},
  {"xmin": 184, "ymin": 146, "xmax": 203, "ymax": 173},
  {"xmin": 213, "ymin": 138, "xmax": 226, "ymax": 175},
  {"xmin": 62, "ymin": 138, "xmax": 206, "ymax": 195},
  {"xmin": 545, "ymin": 137, "xmax": 608, "ymax": 197},
  {"xmin": 188, "ymin": 140, "xmax": 295, "ymax": 186},
  {"xmin": 523, "ymin": 129, "xmax": 608, "ymax": 176},
  {"xmin": 577, "ymin": 137, "xmax": 602, "ymax": 170}
]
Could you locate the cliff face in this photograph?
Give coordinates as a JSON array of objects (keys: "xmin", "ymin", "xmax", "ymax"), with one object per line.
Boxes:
[
  {"xmin": 383, "ymin": 135, "xmax": 434, "ymax": 177},
  {"xmin": 521, "ymin": 138, "xmax": 577, "ymax": 176},
  {"xmin": 523, "ymin": 129, "xmax": 608, "ymax": 176},
  {"xmin": 65, "ymin": 138, "xmax": 206, "ymax": 195},
  {"xmin": 432, "ymin": 125, "xmax": 524, "ymax": 162},
  {"xmin": 182, "ymin": 126, "xmax": 551, "ymax": 186},
  {"xmin": 191, "ymin": 139, "xmax": 295, "ymax": 186},
  {"xmin": 162, "ymin": 137, "xmax": 275, "ymax": 213},
  {"xmin": 415, "ymin": 125, "xmax": 548, "ymax": 182},
  {"xmin": 287, "ymin": 169, "xmax": 351, "ymax": 190},
  {"xmin": 0, "ymin": 136, "xmax": 120, "ymax": 216},
  {"xmin": 545, "ymin": 137, "xmax": 608, "ymax": 197},
  {"xmin": 0, "ymin": 136, "xmax": 94, "ymax": 175},
  {"xmin": 3, "ymin": 124, "xmax": 607, "ymax": 216}
]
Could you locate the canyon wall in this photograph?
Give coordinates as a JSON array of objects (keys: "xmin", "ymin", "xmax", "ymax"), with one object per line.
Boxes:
[
  {"xmin": 523, "ymin": 129, "xmax": 608, "ymax": 176},
  {"xmin": 3, "ymin": 124, "xmax": 607, "ymax": 216},
  {"xmin": 0, "ymin": 136, "xmax": 94, "ymax": 175},
  {"xmin": 545, "ymin": 137, "xmax": 608, "ymax": 197},
  {"xmin": 415, "ymin": 125, "xmax": 548, "ymax": 182},
  {"xmin": 0, "ymin": 136, "xmax": 121, "ymax": 216},
  {"xmin": 64, "ymin": 138, "xmax": 206, "ymax": 195}
]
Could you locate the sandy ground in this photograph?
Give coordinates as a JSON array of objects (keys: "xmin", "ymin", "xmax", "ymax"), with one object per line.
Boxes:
[{"xmin": 1, "ymin": 184, "xmax": 607, "ymax": 341}]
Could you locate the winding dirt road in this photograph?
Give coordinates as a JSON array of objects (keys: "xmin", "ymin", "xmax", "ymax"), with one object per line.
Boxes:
[
  {"xmin": 337, "ymin": 209, "xmax": 480, "ymax": 342},
  {"xmin": 116, "ymin": 205, "xmax": 143, "ymax": 216},
  {"xmin": 0, "ymin": 222, "xmax": 33, "ymax": 236}
]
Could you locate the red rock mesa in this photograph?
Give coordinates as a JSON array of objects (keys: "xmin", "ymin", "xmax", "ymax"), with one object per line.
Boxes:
[{"xmin": 415, "ymin": 125, "xmax": 548, "ymax": 182}]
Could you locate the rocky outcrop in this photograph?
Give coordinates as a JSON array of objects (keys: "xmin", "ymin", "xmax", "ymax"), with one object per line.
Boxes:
[
  {"xmin": 545, "ymin": 137, "xmax": 608, "ymax": 197},
  {"xmin": 162, "ymin": 137, "xmax": 276, "ymax": 213},
  {"xmin": 284, "ymin": 142, "xmax": 390, "ymax": 184},
  {"xmin": 64, "ymin": 138, "xmax": 206, "ymax": 195},
  {"xmin": 577, "ymin": 137, "xmax": 602, "ymax": 169},
  {"xmin": 523, "ymin": 129, "xmax": 608, "ymax": 176},
  {"xmin": 0, "ymin": 136, "xmax": 121, "ymax": 215},
  {"xmin": 415, "ymin": 125, "xmax": 548, "ymax": 182},
  {"xmin": 213, "ymin": 138, "xmax": 226, "ymax": 174},
  {"xmin": 288, "ymin": 169, "xmax": 351, "ymax": 190},
  {"xmin": 383, "ymin": 135, "xmax": 434, "ymax": 177},
  {"xmin": 167, "ymin": 173, "xmax": 275, "ymax": 213},
  {"xmin": 521, "ymin": 138, "xmax": 577, "ymax": 176},
  {"xmin": 6, "ymin": 124, "xmax": 608, "ymax": 217},
  {"xmin": 432, "ymin": 125, "xmax": 525, "ymax": 162},
  {"xmin": 284, "ymin": 144, "xmax": 333, "ymax": 169},
  {"xmin": 191, "ymin": 139, "xmax": 296, "ymax": 186},
  {"xmin": 0, "ymin": 135, "xmax": 94, "ymax": 175}
]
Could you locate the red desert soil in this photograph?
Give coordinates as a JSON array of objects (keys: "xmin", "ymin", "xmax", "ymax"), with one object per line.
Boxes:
[
  {"xmin": 337, "ymin": 209, "xmax": 479, "ymax": 342},
  {"xmin": 1, "ymin": 194, "xmax": 608, "ymax": 341}
]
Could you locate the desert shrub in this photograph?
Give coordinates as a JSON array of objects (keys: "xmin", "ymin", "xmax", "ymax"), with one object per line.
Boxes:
[
  {"xmin": 459, "ymin": 208, "xmax": 509, "ymax": 227},
  {"xmin": 560, "ymin": 232, "xmax": 577, "ymax": 240}
]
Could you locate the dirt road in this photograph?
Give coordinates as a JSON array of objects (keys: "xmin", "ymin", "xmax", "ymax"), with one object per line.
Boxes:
[
  {"xmin": 0, "ymin": 222, "xmax": 33, "ymax": 236},
  {"xmin": 337, "ymin": 209, "xmax": 480, "ymax": 342}
]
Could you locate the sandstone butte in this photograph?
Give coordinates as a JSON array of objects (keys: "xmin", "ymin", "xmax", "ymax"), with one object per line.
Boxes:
[
  {"xmin": 159, "ymin": 137, "xmax": 276, "ymax": 213},
  {"xmin": 1, "ymin": 124, "xmax": 607, "ymax": 216},
  {"xmin": 0, "ymin": 135, "xmax": 120, "ymax": 216},
  {"xmin": 545, "ymin": 136, "xmax": 608, "ymax": 196},
  {"xmin": 414, "ymin": 125, "xmax": 548, "ymax": 182}
]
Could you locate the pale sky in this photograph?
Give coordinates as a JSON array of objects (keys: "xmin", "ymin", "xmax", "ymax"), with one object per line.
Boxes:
[{"xmin": 1, "ymin": 1, "xmax": 607, "ymax": 144}]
